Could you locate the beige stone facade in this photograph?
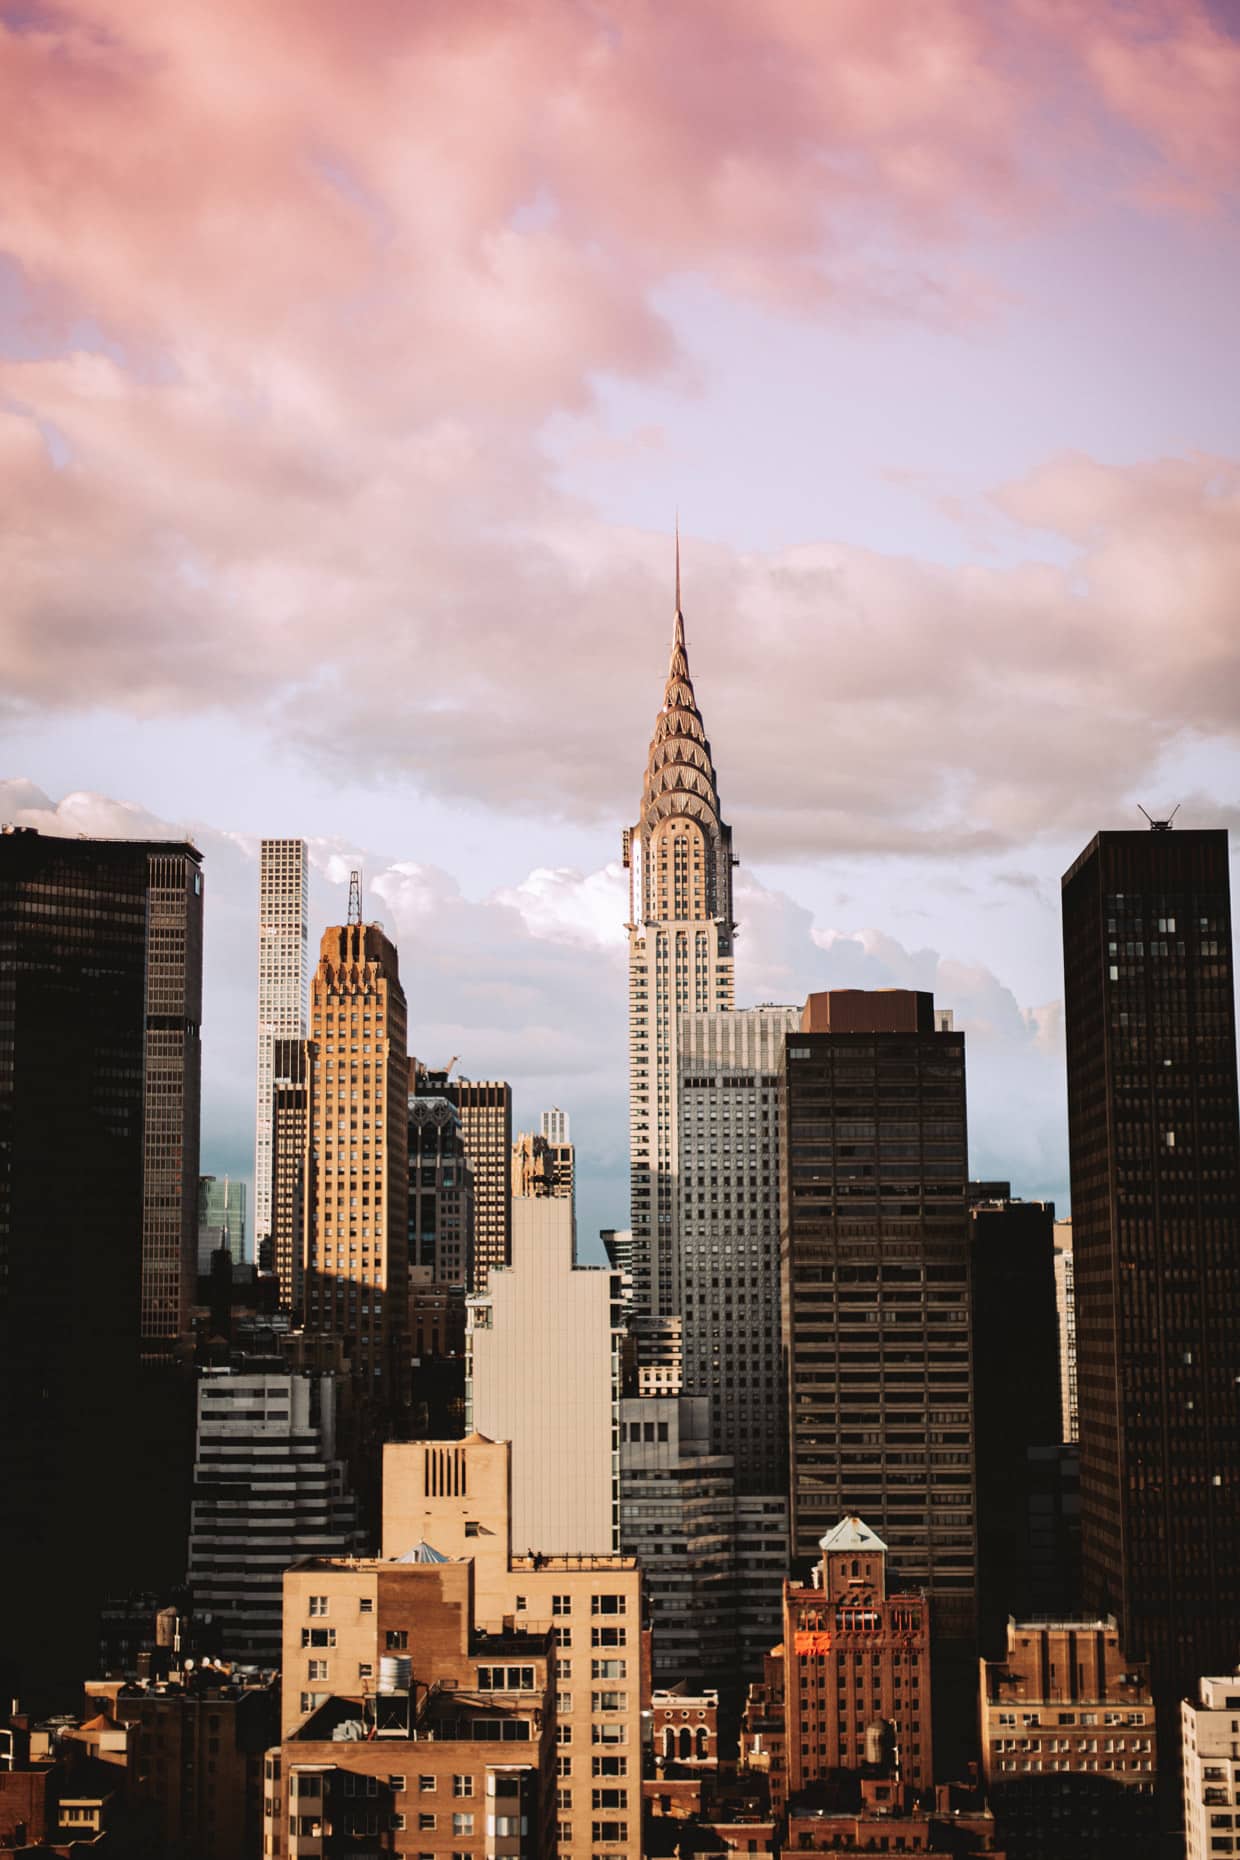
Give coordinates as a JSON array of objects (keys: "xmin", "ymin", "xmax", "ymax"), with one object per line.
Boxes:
[
  {"xmin": 302, "ymin": 923, "xmax": 409, "ymax": 1399},
  {"xmin": 383, "ymin": 1434, "xmax": 645, "ymax": 1860},
  {"xmin": 467, "ymin": 1196, "xmax": 621, "ymax": 1556}
]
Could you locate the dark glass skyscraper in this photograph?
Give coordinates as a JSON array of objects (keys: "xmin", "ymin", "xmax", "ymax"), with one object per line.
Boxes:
[
  {"xmin": 1062, "ymin": 827, "xmax": 1240, "ymax": 1710},
  {"xmin": 781, "ymin": 989, "xmax": 975, "ymax": 1631},
  {"xmin": 0, "ymin": 824, "xmax": 203, "ymax": 1703}
]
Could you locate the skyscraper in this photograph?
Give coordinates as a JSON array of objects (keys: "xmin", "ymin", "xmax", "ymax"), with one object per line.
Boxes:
[
  {"xmin": 678, "ymin": 1005, "xmax": 796, "ymax": 1490},
  {"xmin": 625, "ymin": 560, "xmax": 735, "ymax": 1316},
  {"xmin": 781, "ymin": 986, "xmax": 976, "ymax": 1759},
  {"xmin": 1062, "ymin": 827, "xmax": 1240, "ymax": 1712},
  {"xmin": 187, "ymin": 1364, "xmax": 360, "ymax": 1662},
  {"xmin": 968, "ymin": 1188, "xmax": 1062, "ymax": 1655},
  {"xmin": 408, "ymin": 1072, "xmax": 474, "ymax": 1286},
  {"xmin": 0, "ymin": 825, "xmax": 203, "ymax": 1702},
  {"xmin": 270, "ymin": 1036, "xmax": 310, "ymax": 1307},
  {"xmin": 253, "ymin": 839, "xmax": 308, "ymax": 1263},
  {"xmin": 540, "ymin": 1106, "xmax": 575, "ymax": 1205},
  {"xmin": 450, "ymin": 1077, "xmax": 512, "ymax": 1292},
  {"xmin": 196, "ymin": 1173, "xmax": 247, "ymax": 1274},
  {"xmin": 467, "ymin": 1194, "xmax": 622, "ymax": 1554},
  {"xmin": 302, "ymin": 921, "xmax": 409, "ymax": 1404}
]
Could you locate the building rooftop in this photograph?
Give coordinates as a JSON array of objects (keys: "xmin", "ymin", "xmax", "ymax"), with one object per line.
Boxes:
[{"xmin": 819, "ymin": 1516, "xmax": 887, "ymax": 1554}]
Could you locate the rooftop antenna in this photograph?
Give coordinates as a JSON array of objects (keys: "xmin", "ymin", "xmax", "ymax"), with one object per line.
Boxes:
[
  {"xmin": 1138, "ymin": 805, "xmax": 1179, "ymax": 832},
  {"xmin": 674, "ymin": 512, "xmax": 681, "ymax": 616},
  {"xmin": 347, "ymin": 868, "xmax": 363, "ymax": 924}
]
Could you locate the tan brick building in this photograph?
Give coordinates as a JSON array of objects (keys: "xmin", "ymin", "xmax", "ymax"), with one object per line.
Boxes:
[
  {"xmin": 268, "ymin": 1552, "xmax": 554, "ymax": 1860},
  {"xmin": 302, "ymin": 922, "xmax": 409, "ymax": 1402},
  {"xmin": 979, "ymin": 1617, "xmax": 1157, "ymax": 1857},
  {"xmin": 740, "ymin": 1515, "xmax": 932, "ymax": 1820},
  {"xmin": 383, "ymin": 1434, "xmax": 645, "ymax": 1860}
]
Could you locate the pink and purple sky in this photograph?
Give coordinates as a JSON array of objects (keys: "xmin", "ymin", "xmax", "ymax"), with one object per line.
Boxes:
[{"xmin": 3, "ymin": 0, "xmax": 1239, "ymax": 1243}]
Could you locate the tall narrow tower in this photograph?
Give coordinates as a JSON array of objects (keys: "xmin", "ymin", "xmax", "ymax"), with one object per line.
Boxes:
[
  {"xmin": 625, "ymin": 550, "xmax": 735, "ymax": 1315},
  {"xmin": 254, "ymin": 839, "xmax": 308, "ymax": 1264}
]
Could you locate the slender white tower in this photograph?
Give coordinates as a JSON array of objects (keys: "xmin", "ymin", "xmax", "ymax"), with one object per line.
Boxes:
[
  {"xmin": 253, "ymin": 838, "xmax": 308, "ymax": 1263},
  {"xmin": 624, "ymin": 538, "xmax": 735, "ymax": 1315}
]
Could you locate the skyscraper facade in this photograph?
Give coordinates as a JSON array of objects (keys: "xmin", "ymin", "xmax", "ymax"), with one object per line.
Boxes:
[
  {"xmin": 0, "ymin": 826, "xmax": 203, "ymax": 1701},
  {"xmin": 1062, "ymin": 827, "xmax": 1240, "ymax": 1708},
  {"xmin": 625, "ymin": 585, "xmax": 735, "ymax": 1316},
  {"xmin": 302, "ymin": 922, "xmax": 410, "ymax": 1401},
  {"xmin": 678, "ymin": 1005, "xmax": 796, "ymax": 1490},
  {"xmin": 450, "ymin": 1078, "xmax": 512, "ymax": 1292},
  {"xmin": 253, "ymin": 839, "xmax": 308, "ymax": 1262},
  {"xmin": 270, "ymin": 1036, "xmax": 310, "ymax": 1307},
  {"xmin": 782, "ymin": 990, "xmax": 976, "ymax": 1651},
  {"xmin": 468, "ymin": 1194, "xmax": 622, "ymax": 1554},
  {"xmin": 196, "ymin": 1174, "xmax": 247, "ymax": 1274},
  {"xmin": 408, "ymin": 1074, "xmax": 474, "ymax": 1286},
  {"xmin": 187, "ymin": 1364, "xmax": 360, "ymax": 1662}
]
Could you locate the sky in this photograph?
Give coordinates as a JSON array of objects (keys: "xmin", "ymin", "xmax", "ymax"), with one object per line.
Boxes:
[{"xmin": 2, "ymin": 0, "xmax": 1239, "ymax": 1249}]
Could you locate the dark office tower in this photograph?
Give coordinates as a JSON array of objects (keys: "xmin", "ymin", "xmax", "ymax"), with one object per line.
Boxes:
[
  {"xmin": 0, "ymin": 825, "xmax": 204, "ymax": 1706},
  {"xmin": 968, "ymin": 1187, "xmax": 1063, "ymax": 1655},
  {"xmin": 447, "ymin": 1077, "xmax": 511, "ymax": 1292},
  {"xmin": 782, "ymin": 988, "xmax": 976, "ymax": 1762},
  {"xmin": 1062, "ymin": 827, "xmax": 1240, "ymax": 1714},
  {"xmin": 408, "ymin": 1071, "xmax": 474, "ymax": 1286},
  {"xmin": 270, "ymin": 1036, "xmax": 311, "ymax": 1308}
]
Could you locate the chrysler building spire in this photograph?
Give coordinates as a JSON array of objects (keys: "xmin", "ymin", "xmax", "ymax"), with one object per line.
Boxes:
[{"xmin": 623, "ymin": 537, "xmax": 736, "ymax": 1316}]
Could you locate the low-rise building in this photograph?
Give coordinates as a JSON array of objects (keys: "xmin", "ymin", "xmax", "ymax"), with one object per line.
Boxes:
[
  {"xmin": 979, "ymin": 1617, "xmax": 1157, "ymax": 1858},
  {"xmin": 87, "ymin": 1669, "xmax": 278, "ymax": 1860},
  {"xmin": 268, "ymin": 1553, "xmax": 554, "ymax": 1860},
  {"xmin": 1182, "ymin": 1671, "xmax": 1240, "ymax": 1860}
]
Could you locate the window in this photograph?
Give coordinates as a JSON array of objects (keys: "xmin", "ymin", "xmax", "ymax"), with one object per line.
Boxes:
[
  {"xmin": 556, "ymin": 1724, "xmax": 573, "ymax": 1745},
  {"xmin": 552, "ymin": 1594, "xmax": 572, "ymax": 1615},
  {"xmin": 308, "ymin": 1596, "xmax": 329, "ymax": 1616},
  {"xmin": 307, "ymin": 1660, "xmax": 329, "ymax": 1680},
  {"xmin": 557, "ymin": 1756, "xmax": 573, "ymax": 1777},
  {"xmin": 557, "ymin": 1787, "xmax": 573, "ymax": 1809},
  {"xmin": 360, "ymin": 1597, "xmax": 374, "ymax": 1614},
  {"xmin": 419, "ymin": 1777, "xmax": 436, "ymax": 1793},
  {"xmin": 418, "ymin": 1813, "xmax": 437, "ymax": 1831},
  {"xmin": 591, "ymin": 1594, "xmax": 627, "ymax": 1616},
  {"xmin": 465, "ymin": 1521, "xmax": 480, "ymax": 1537},
  {"xmin": 452, "ymin": 1776, "xmax": 474, "ymax": 1798},
  {"xmin": 591, "ymin": 1626, "xmax": 626, "ymax": 1647},
  {"xmin": 389, "ymin": 1775, "xmax": 406, "ymax": 1793},
  {"xmin": 386, "ymin": 1630, "xmax": 408, "ymax": 1651},
  {"xmin": 592, "ymin": 1659, "xmax": 626, "ymax": 1679},
  {"xmin": 302, "ymin": 1628, "xmax": 335, "ymax": 1648},
  {"xmin": 592, "ymin": 1691, "xmax": 627, "ymax": 1712},
  {"xmin": 592, "ymin": 1788, "xmax": 628, "ymax": 1809},
  {"xmin": 452, "ymin": 1812, "xmax": 474, "ymax": 1835}
]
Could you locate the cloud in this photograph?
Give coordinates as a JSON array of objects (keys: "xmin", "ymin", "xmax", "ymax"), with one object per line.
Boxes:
[
  {"xmin": 0, "ymin": 781, "xmax": 1075, "ymax": 1239},
  {"xmin": 3, "ymin": 5, "xmax": 1239, "ymax": 865}
]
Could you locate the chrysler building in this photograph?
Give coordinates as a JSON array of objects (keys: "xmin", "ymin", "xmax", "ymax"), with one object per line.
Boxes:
[{"xmin": 624, "ymin": 547, "xmax": 736, "ymax": 1314}]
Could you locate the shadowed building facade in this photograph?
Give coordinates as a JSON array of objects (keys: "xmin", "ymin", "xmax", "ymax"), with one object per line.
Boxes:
[
  {"xmin": 625, "ymin": 560, "xmax": 735, "ymax": 1318},
  {"xmin": 1061, "ymin": 828, "xmax": 1240, "ymax": 1720},
  {"xmin": 0, "ymin": 826, "xmax": 203, "ymax": 1706}
]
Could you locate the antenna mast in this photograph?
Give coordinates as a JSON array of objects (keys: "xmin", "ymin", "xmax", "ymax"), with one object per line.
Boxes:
[
  {"xmin": 1138, "ymin": 805, "xmax": 1180, "ymax": 832},
  {"xmin": 348, "ymin": 868, "xmax": 363, "ymax": 924}
]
